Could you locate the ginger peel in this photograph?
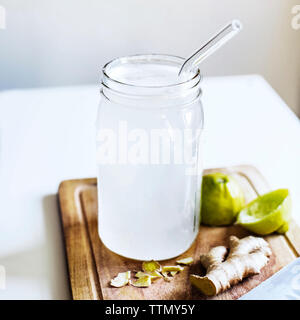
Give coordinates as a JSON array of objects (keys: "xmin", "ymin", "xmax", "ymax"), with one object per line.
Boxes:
[{"xmin": 190, "ymin": 235, "xmax": 272, "ymax": 296}]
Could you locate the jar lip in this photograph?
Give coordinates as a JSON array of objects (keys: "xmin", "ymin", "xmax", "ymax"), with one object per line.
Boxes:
[{"xmin": 102, "ymin": 54, "xmax": 201, "ymax": 89}]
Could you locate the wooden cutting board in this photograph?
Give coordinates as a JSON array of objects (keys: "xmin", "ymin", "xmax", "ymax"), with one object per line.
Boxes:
[{"xmin": 58, "ymin": 165, "xmax": 300, "ymax": 300}]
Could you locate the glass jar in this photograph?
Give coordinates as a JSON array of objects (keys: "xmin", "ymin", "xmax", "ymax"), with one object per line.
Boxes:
[{"xmin": 97, "ymin": 54, "xmax": 203, "ymax": 260}]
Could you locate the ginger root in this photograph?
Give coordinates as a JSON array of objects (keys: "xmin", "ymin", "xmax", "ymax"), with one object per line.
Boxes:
[{"xmin": 190, "ymin": 235, "xmax": 272, "ymax": 296}]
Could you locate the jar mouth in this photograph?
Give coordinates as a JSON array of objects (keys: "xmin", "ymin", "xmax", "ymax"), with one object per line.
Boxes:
[{"xmin": 102, "ymin": 54, "xmax": 201, "ymax": 89}]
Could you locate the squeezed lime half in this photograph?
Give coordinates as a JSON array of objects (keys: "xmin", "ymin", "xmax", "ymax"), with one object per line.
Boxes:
[{"xmin": 236, "ymin": 189, "xmax": 291, "ymax": 235}]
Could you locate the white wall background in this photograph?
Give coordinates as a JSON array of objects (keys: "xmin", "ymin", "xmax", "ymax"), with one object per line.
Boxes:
[{"xmin": 0, "ymin": 0, "xmax": 299, "ymax": 115}]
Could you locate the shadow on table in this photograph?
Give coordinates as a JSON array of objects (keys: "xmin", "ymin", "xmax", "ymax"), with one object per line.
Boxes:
[{"xmin": 0, "ymin": 195, "xmax": 71, "ymax": 299}]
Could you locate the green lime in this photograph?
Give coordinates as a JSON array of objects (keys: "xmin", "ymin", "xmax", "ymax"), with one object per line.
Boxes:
[
  {"xmin": 276, "ymin": 221, "xmax": 290, "ymax": 234},
  {"xmin": 236, "ymin": 189, "xmax": 291, "ymax": 235},
  {"xmin": 201, "ymin": 173, "xmax": 245, "ymax": 226}
]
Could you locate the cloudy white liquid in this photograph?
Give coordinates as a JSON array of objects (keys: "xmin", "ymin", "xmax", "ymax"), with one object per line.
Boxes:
[{"xmin": 97, "ymin": 58, "xmax": 202, "ymax": 260}]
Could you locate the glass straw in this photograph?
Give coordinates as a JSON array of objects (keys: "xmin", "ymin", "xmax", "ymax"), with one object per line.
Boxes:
[{"xmin": 179, "ymin": 20, "xmax": 242, "ymax": 76}]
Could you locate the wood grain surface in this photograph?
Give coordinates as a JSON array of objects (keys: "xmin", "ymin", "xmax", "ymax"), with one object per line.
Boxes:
[{"xmin": 58, "ymin": 165, "xmax": 300, "ymax": 300}]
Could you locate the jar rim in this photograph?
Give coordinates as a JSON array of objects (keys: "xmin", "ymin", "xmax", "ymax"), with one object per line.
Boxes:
[{"xmin": 102, "ymin": 54, "xmax": 201, "ymax": 89}]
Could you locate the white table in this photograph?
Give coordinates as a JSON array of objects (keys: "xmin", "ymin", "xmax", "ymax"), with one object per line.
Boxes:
[{"xmin": 0, "ymin": 75, "xmax": 299, "ymax": 299}]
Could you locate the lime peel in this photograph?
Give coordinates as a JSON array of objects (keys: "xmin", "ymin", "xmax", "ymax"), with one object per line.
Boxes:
[
  {"xmin": 142, "ymin": 260, "xmax": 162, "ymax": 272},
  {"xmin": 176, "ymin": 257, "xmax": 193, "ymax": 265},
  {"xmin": 110, "ymin": 271, "xmax": 131, "ymax": 288},
  {"xmin": 131, "ymin": 275, "xmax": 152, "ymax": 287},
  {"xmin": 162, "ymin": 265, "xmax": 184, "ymax": 272},
  {"xmin": 135, "ymin": 270, "xmax": 162, "ymax": 280}
]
